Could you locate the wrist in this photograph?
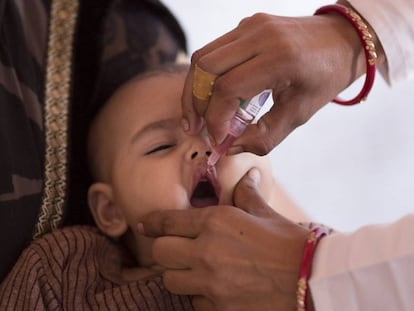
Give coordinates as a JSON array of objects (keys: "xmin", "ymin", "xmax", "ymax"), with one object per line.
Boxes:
[
  {"xmin": 319, "ymin": 9, "xmax": 366, "ymax": 82},
  {"xmin": 315, "ymin": 3, "xmax": 381, "ymax": 105},
  {"xmin": 264, "ymin": 223, "xmax": 309, "ymax": 310},
  {"xmin": 336, "ymin": 0, "xmax": 385, "ymax": 66},
  {"xmin": 296, "ymin": 226, "xmax": 329, "ymax": 311}
]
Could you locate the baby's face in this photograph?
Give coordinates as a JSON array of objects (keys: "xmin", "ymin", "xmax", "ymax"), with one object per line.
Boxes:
[{"xmin": 90, "ymin": 70, "xmax": 275, "ymax": 263}]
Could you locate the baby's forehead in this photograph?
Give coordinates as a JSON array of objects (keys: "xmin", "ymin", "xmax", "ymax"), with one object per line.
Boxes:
[
  {"xmin": 97, "ymin": 72, "xmax": 184, "ymax": 134},
  {"xmin": 92, "ymin": 65, "xmax": 188, "ymax": 122},
  {"xmin": 123, "ymin": 66, "xmax": 188, "ymax": 93},
  {"xmin": 91, "ymin": 67, "xmax": 187, "ymax": 138},
  {"xmin": 105, "ymin": 71, "xmax": 181, "ymax": 108}
]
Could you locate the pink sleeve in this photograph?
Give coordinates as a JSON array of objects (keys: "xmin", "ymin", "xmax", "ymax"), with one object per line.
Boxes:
[
  {"xmin": 309, "ymin": 214, "xmax": 414, "ymax": 310},
  {"xmin": 349, "ymin": 0, "xmax": 414, "ymax": 84}
]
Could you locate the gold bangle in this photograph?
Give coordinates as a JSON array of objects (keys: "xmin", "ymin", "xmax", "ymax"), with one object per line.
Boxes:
[{"xmin": 192, "ymin": 64, "xmax": 217, "ymax": 100}]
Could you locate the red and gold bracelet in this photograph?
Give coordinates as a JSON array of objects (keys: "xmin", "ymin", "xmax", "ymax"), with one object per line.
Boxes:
[
  {"xmin": 315, "ymin": 4, "xmax": 378, "ymax": 105},
  {"xmin": 296, "ymin": 226, "xmax": 329, "ymax": 311}
]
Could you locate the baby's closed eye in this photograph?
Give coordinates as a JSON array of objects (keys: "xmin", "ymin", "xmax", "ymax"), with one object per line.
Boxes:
[{"xmin": 145, "ymin": 143, "xmax": 176, "ymax": 155}]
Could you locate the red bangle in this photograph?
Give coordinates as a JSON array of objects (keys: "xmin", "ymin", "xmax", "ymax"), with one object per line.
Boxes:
[
  {"xmin": 315, "ymin": 4, "xmax": 377, "ymax": 105},
  {"xmin": 296, "ymin": 226, "xmax": 329, "ymax": 311}
]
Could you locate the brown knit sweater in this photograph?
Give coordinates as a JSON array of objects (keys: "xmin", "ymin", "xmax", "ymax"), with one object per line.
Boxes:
[{"xmin": 0, "ymin": 226, "xmax": 194, "ymax": 310}]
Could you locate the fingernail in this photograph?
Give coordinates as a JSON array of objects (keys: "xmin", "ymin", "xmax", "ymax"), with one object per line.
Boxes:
[
  {"xmin": 181, "ymin": 118, "xmax": 190, "ymax": 132},
  {"xmin": 248, "ymin": 168, "xmax": 261, "ymax": 184},
  {"xmin": 137, "ymin": 222, "xmax": 145, "ymax": 235}
]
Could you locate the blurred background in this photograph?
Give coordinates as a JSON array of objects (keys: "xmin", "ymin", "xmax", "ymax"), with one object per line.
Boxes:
[{"xmin": 163, "ymin": 0, "xmax": 414, "ymax": 232}]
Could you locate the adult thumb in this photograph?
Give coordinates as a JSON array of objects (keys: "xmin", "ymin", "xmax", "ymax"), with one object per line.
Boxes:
[{"xmin": 233, "ymin": 168, "xmax": 275, "ymax": 217}]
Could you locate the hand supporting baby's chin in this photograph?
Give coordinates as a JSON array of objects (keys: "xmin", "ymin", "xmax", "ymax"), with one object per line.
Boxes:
[{"xmin": 121, "ymin": 264, "xmax": 165, "ymax": 282}]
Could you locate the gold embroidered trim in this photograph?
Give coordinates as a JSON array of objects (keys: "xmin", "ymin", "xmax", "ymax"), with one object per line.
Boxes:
[{"xmin": 33, "ymin": 0, "xmax": 79, "ymax": 239}]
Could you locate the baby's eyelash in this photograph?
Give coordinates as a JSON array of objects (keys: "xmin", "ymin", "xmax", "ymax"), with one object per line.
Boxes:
[{"xmin": 145, "ymin": 144, "xmax": 175, "ymax": 155}]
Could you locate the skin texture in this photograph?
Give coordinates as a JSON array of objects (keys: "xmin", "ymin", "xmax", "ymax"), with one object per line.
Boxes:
[
  {"xmin": 140, "ymin": 169, "xmax": 309, "ymax": 311},
  {"xmin": 141, "ymin": 4, "xmax": 386, "ymax": 310},
  {"xmin": 87, "ymin": 68, "xmax": 304, "ymax": 268},
  {"xmin": 181, "ymin": 7, "xmax": 385, "ymax": 155}
]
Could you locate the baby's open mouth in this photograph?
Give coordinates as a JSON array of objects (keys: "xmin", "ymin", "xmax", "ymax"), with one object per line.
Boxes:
[{"xmin": 190, "ymin": 178, "xmax": 219, "ymax": 208}]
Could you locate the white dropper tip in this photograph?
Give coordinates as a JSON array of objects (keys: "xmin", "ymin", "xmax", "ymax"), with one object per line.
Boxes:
[{"xmin": 207, "ymin": 150, "xmax": 220, "ymax": 167}]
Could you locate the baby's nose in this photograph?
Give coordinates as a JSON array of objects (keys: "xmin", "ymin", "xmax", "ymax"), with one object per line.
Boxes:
[{"xmin": 191, "ymin": 150, "xmax": 212, "ymax": 160}]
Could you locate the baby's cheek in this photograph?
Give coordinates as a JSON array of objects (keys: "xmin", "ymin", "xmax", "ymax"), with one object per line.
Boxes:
[
  {"xmin": 216, "ymin": 157, "xmax": 248, "ymax": 204},
  {"xmin": 217, "ymin": 154, "xmax": 252, "ymax": 181},
  {"xmin": 158, "ymin": 186, "xmax": 190, "ymax": 210},
  {"xmin": 216, "ymin": 153, "xmax": 273, "ymax": 203},
  {"xmin": 128, "ymin": 185, "xmax": 189, "ymax": 220}
]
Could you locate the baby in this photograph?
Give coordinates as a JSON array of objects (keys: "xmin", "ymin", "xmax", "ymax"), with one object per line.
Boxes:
[{"xmin": 0, "ymin": 64, "xmax": 306, "ymax": 310}]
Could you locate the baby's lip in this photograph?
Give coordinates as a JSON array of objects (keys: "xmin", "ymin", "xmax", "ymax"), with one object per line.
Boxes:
[{"xmin": 190, "ymin": 165, "xmax": 221, "ymax": 208}]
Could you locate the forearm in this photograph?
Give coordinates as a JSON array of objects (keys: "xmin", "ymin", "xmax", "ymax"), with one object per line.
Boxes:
[
  {"xmin": 312, "ymin": 0, "xmax": 385, "ymax": 89},
  {"xmin": 309, "ymin": 214, "xmax": 414, "ymax": 310}
]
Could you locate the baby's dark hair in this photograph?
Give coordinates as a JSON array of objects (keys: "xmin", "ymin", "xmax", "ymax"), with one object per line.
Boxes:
[
  {"xmin": 89, "ymin": 62, "xmax": 189, "ymax": 124},
  {"xmin": 127, "ymin": 62, "xmax": 189, "ymax": 88}
]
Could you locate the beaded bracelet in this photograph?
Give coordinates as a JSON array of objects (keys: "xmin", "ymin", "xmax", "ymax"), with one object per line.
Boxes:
[
  {"xmin": 315, "ymin": 4, "xmax": 377, "ymax": 105},
  {"xmin": 296, "ymin": 226, "xmax": 329, "ymax": 311}
]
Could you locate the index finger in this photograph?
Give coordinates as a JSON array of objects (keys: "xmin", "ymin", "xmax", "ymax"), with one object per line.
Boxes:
[
  {"xmin": 181, "ymin": 31, "xmax": 238, "ymax": 135},
  {"xmin": 181, "ymin": 64, "xmax": 204, "ymax": 135},
  {"xmin": 182, "ymin": 29, "xmax": 253, "ymax": 136},
  {"xmin": 229, "ymin": 91, "xmax": 314, "ymax": 155},
  {"xmin": 138, "ymin": 208, "xmax": 209, "ymax": 238}
]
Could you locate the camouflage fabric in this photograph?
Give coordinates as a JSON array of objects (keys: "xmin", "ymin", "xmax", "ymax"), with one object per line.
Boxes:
[{"xmin": 0, "ymin": 0, "xmax": 186, "ymax": 282}]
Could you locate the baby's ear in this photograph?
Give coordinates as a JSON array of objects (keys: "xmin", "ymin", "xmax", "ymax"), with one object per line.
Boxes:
[{"xmin": 88, "ymin": 183, "xmax": 128, "ymax": 238}]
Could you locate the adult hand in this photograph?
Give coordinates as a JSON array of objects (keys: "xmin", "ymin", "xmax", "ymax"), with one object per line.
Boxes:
[
  {"xmin": 182, "ymin": 7, "xmax": 382, "ymax": 155},
  {"xmin": 139, "ymin": 168, "xmax": 310, "ymax": 311}
]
